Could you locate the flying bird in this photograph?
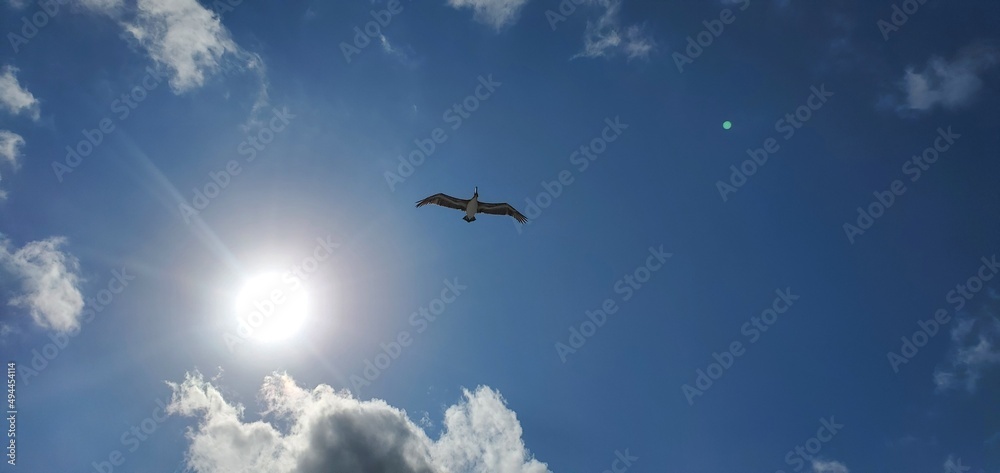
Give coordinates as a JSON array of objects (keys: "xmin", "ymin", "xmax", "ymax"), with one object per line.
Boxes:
[{"xmin": 416, "ymin": 187, "xmax": 528, "ymax": 224}]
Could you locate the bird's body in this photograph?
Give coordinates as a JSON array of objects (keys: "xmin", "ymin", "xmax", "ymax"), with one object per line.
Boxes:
[
  {"xmin": 416, "ymin": 187, "xmax": 527, "ymax": 224},
  {"xmin": 464, "ymin": 193, "xmax": 479, "ymax": 222}
]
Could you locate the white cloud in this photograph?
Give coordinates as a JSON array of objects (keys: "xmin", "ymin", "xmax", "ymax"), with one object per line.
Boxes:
[
  {"xmin": 167, "ymin": 371, "xmax": 550, "ymax": 473},
  {"xmin": 5, "ymin": 0, "xmax": 28, "ymax": 10},
  {"xmin": 0, "ymin": 130, "xmax": 24, "ymax": 169},
  {"xmin": 812, "ymin": 459, "xmax": 849, "ymax": 473},
  {"xmin": 573, "ymin": 1, "xmax": 655, "ymax": 61},
  {"xmin": 447, "ymin": 0, "xmax": 530, "ymax": 30},
  {"xmin": 432, "ymin": 385, "xmax": 549, "ymax": 473},
  {"xmin": 0, "ymin": 237, "xmax": 85, "ymax": 333},
  {"xmin": 934, "ymin": 314, "xmax": 1000, "ymax": 393},
  {"xmin": 0, "ymin": 66, "xmax": 40, "ymax": 120},
  {"xmin": 0, "ymin": 130, "xmax": 25, "ymax": 198},
  {"xmin": 103, "ymin": 0, "xmax": 261, "ymax": 95},
  {"xmin": 899, "ymin": 43, "xmax": 999, "ymax": 111},
  {"xmin": 378, "ymin": 34, "xmax": 412, "ymax": 63},
  {"xmin": 79, "ymin": 0, "xmax": 269, "ymax": 127}
]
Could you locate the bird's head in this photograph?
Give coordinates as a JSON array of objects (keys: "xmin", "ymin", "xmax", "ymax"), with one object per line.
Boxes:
[{"xmin": 473, "ymin": 186, "xmax": 478, "ymax": 196}]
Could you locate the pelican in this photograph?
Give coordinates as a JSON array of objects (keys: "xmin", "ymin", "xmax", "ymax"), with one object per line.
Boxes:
[{"xmin": 416, "ymin": 187, "xmax": 528, "ymax": 224}]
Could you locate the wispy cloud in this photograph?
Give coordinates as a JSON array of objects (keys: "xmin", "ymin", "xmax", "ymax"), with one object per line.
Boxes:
[
  {"xmin": 896, "ymin": 43, "xmax": 999, "ymax": 112},
  {"xmin": 121, "ymin": 0, "xmax": 253, "ymax": 94},
  {"xmin": 0, "ymin": 130, "xmax": 25, "ymax": 198},
  {"xmin": 0, "ymin": 130, "xmax": 24, "ymax": 170},
  {"xmin": 0, "ymin": 323, "xmax": 16, "ymax": 338},
  {"xmin": 379, "ymin": 34, "xmax": 414, "ymax": 64},
  {"xmin": 943, "ymin": 455, "xmax": 971, "ymax": 473},
  {"xmin": 447, "ymin": 0, "xmax": 530, "ymax": 30},
  {"xmin": 573, "ymin": 1, "xmax": 655, "ymax": 61},
  {"xmin": 812, "ymin": 459, "xmax": 849, "ymax": 473},
  {"xmin": 80, "ymin": 0, "xmax": 269, "ymax": 128},
  {"xmin": 0, "ymin": 65, "xmax": 40, "ymax": 120},
  {"xmin": 0, "ymin": 236, "xmax": 85, "ymax": 333},
  {"xmin": 167, "ymin": 371, "xmax": 550, "ymax": 473},
  {"xmin": 934, "ymin": 313, "xmax": 1000, "ymax": 393}
]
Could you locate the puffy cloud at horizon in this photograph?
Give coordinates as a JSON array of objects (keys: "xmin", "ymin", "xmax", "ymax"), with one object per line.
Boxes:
[{"xmin": 166, "ymin": 371, "xmax": 550, "ymax": 473}]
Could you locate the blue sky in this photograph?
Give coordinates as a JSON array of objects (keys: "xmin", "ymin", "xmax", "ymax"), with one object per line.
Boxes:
[{"xmin": 1, "ymin": 0, "xmax": 999, "ymax": 471}]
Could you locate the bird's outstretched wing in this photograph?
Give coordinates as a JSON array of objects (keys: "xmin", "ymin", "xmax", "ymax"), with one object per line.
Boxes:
[
  {"xmin": 477, "ymin": 201, "xmax": 528, "ymax": 223},
  {"xmin": 416, "ymin": 193, "xmax": 469, "ymax": 211}
]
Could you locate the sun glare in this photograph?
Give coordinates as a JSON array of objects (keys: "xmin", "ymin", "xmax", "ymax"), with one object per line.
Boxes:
[{"xmin": 234, "ymin": 272, "xmax": 310, "ymax": 343}]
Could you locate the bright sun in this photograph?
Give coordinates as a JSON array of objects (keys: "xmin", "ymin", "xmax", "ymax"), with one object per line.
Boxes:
[{"xmin": 234, "ymin": 272, "xmax": 310, "ymax": 343}]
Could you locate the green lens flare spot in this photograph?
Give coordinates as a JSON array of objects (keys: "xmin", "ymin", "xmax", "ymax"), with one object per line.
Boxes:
[{"xmin": 723, "ymin": 121, "xmax": 732, "ymax": 130}]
